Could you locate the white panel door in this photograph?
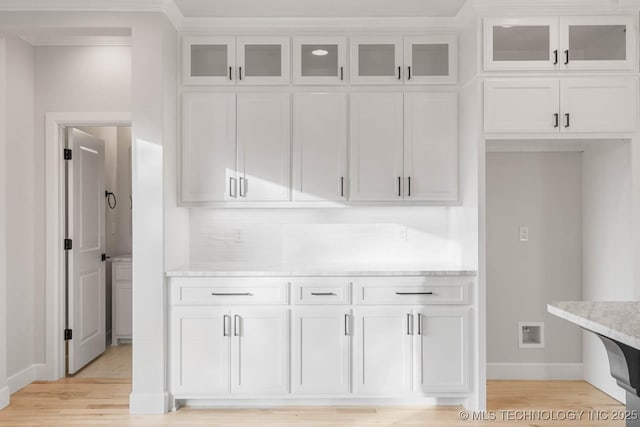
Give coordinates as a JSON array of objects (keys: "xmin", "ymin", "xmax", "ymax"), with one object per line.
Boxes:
[
  {"xmin": 237, "ymin": 36, "xmax": 290, "ymax": 85},
  {"xmin": 350, "ymin": 37, "xmax": 403, "ymax": 84},
  {"xmin": 350, "ymin": 93, "xmax": 404, "ymax": 201},
  {"xmin": 237, "ymin": 93, "xmax": 291, "ymax": 201},
  {"xmin": 404, "ymin": 35, "xmax": 457, "ymax": 85},
  {"xmin": 414, "ymin": 307, "xmax": 469, "ymax": 393},
  {"xmin": 293, "ymin": 36, "xmax": 347, "ymax": 85},
  {"xmin": 183, "ymin": 36, "xmax": 236, "ymax": 85},
  {"xmin": 404, "ymin": 92, "xmax": 458, "ymax": 201},
  {"xmin": 484, "ymin": 79, "xmax": 560, "ymax": 133},
  {"xmin": 560, "ymin": 77, "xmax": 638, "ymax": 133},
  {"xmin": 181, "ymin": 93, "xmax": 237, "ymax": 203},
  {"xmin": 231, "ymin": 308, "xmax": 289, "ymax": 394},
  {"xmin": 293, "ymin": 93, "xmax": 347, "ymax": 201},
  {"xmin": 170, "ymin": 307, "xmax": 230, "ymax": 395},
  {"xmin": 291, "ymin": 308, "xmax": 351, "ymax": 394},
  {"xmin": 68, "ymin": 128, "xmax": 106, "ymax": 374},
  {"xmin": 354, "ymin": 307, "xmax": 413, "ymax": 394}
]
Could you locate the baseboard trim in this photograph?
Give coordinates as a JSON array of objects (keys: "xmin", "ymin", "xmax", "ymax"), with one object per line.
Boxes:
[
  {"xmin": 129, "ymin": 392, "xmax": 169, "ymax": 414},
  {"xmin": 0, "ymin": 386, "xmax": 9, "ymax": 410},
  {"xmin": 8, "ymin": 363, "xmax": 45, "ymax": 394},
  {"xmin": 487, "ymin": 363, "xmax": 584, "ymax": 380}
]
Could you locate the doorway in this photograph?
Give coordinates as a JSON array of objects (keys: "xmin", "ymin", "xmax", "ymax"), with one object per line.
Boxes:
[{"xmin": 64, "ymin": 125, "xmax": 132, "ymax": 379}]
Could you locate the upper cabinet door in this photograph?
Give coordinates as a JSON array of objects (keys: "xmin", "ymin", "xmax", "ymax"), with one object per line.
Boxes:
[
  {"xmin": 293, "ymin": 36, "xmax": 347, "ymax": 85},
  {"xmin": 183, "ymin": 36, "xmax": 236, "ymax": 85},
  {"xmin": 484, "ymin": 79, "xmax": 560, "ymax": 133},
  {"xmin": 560, "ymin": 16, "xmax": 637, "ymax": 71},
  {"xmin": 560, "ymin": 77, "xmax": 638, "ymax": 133},
  {"xmin": 350, "ymin": 36, "xmax": 403, "ymax": 84},
  {"xmin": 181, "ymin": 93, "xmax": 237, "ymax": 203},
  {"xmin": 236, "ymin": 93, "xmax": 291, "ymax": 201},
  {"xmin": 404, "ymin": 92, "xmax": 458, "ymax": 202},
  {"xmin": 350, "ymin": 93, "xmax": 404, "ymax": 201},
  {"xmin": 293, "ymin": 93, "xmax": 347, "ymax": 202},
  {"xmin": 236, "ymin": 36, "xmax": 290, "ymax": 85},
  {"xmin": 484, "ymin": 17, "xmax": 560, "ymax": 71},
  {"xmin": 404, "ymin": 36, "xmax": 457, "ymax": 85}
]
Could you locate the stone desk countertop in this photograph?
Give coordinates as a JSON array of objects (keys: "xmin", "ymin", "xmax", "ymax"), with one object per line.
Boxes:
[
  {"xmin": 548, "ymin": 301, "xmax": 640, "ymax": 350},
  {"xmin": 166, "ymin": 263, "xmax": 478, "ymax": 278}
]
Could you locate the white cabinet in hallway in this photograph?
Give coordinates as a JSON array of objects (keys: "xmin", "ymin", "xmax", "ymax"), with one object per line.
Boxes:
[
  {"xmin": 111, "ymin": 258, "xmax": 133, "ymax": 345},
  {"xmin": 484, "ymin": 77, "xmax": 638, "ymax": 133},
  {"xmin": 181, "ymin": 93, "xmax": 236, "ymax": 202},
  {"xmin": 350, "ymin": 92, "xmax": 459, "ymax": 201},
  {"xmin": 354, "ymin": 307, "xmax": 413, "ymax": 394},
  {"xmin": 291, "ymin": 308, "xmax": 352, "ymax": 394},
  {"xmin": 293, "ymin": 93, "xmax": 347, "ymax": 201},
  {"xmin": 236, "ymin": 93, "xmax": 291, "ymax": 201}
]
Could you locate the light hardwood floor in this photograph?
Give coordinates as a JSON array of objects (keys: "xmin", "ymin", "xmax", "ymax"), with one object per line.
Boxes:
[{"xmin": 0, "ymin": 346, "xmax": 626, "ymax": 427}]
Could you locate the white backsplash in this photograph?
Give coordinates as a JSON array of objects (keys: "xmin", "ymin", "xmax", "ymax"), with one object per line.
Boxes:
[{"xmin": 189, "ymin": 207, "xmax": 462, "ymax": 269}]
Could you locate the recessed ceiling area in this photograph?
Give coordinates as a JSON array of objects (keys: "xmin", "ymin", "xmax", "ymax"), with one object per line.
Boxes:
[{"xmin": 174, "ymin": 0, "xmax": 467, "ymax": 18}]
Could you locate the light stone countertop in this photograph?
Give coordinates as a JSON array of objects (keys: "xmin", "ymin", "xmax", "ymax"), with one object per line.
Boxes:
[
  {"xmin": 165, "ymin": 263, "xmax": 477, "ymax": 278},
  {"xmin": 548, "ymin": 301, "xmax": 640, "ymax": 350}
]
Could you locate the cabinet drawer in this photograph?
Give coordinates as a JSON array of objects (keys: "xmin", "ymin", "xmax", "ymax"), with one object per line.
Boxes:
[
  {"xmin": 355, "ymin": 277, "xmax": 470, "ymax": 305},
  {"xmin": 293, "ymin": 281, "xmax": 351, "ymax": 305},
  {"xmin": 170, "ymin": 278, "xmax": 289, "ymax": 305},
  {"xmin": 113, "ymin": 263, "xmax": 132, "ymax": 281}
]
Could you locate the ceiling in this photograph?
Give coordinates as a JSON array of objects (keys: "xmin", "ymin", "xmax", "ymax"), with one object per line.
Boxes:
[{"xmin": 173, "ymin": 0, "xmax": 467, "ymax": 18}]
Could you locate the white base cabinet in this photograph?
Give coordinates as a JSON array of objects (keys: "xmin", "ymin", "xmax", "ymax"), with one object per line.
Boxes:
[
  {"xmin": 169, "ymin": 275, "xmax": 473, "ymax": 405},
  {"xmin": 111, "ymin": 259, "xmax": 132, "ymax": 345}
]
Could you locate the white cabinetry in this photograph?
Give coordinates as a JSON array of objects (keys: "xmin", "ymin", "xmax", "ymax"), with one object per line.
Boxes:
[
  {"xmin": 111, "ymin": 259, "xmax": 132, "ymax": 345},
  {"xmin": 183, "ymin": 36, "xmax": 290, "ymax": 85},
  {"xmin": 293, "ymin": 36, "xmax": 347, "ymax": 85},
  {"xmin": 484, "ymin": 16, "xmax": 636, "ymax": 71},
  {"xmin": 181, "ymin": 93, "xmax": 291, "ymax": 203},
  {"xmin": 291, "ymin": 308, "xmax": 352, "ymax": 394},
  {"xmin": 236, "ymin": 93, "xmax": 291, "ymax": 201},
  {"xmin": 293, "ymin": 93, "xmax": 347, "ymax": 201},
  {"xmin": 351, "ymin": 92, "xmax": 458, "ymax": 201},
  {"xmin": 351, "ymin": 36, "xmax": 457, "ymax": 84},
  {"xmin": 484, "ymin": 77, "xmax": 637, "ymax": 133}
]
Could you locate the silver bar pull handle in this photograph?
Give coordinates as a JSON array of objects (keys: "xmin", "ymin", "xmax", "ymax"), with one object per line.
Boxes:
[
  {"xmin": 311, "ymin": 292, "xmax": 336, "ymax": 296},
  {"xmin": 223, "ymin": 314, "xmax": 230, "ymax": 336},
  {"xmin": 417, "ymin": 313, "xmax": 423, "ymax": 335},
  {"xmin": 234, "ymin": 315, "xmax": 240, "ymax": 336},
  {"xmin": 211, "ymin": 292, "xmax": 252, "ymax": 296},
  {"xmin": 344, "ymin": 314, "xmax": 350, "ymax": 336},
  {"xmin": 407, "ymin": 313, "xmax": 413, "ymax": 335},
  {"xmin": 239, "ymin": 177, "xmax": 247, "ymax": 197},
  {"xmin": 229, "ymin": 177, "xmax": 238, "ymax": 198},
  {"xmin": 395, "ymin": 292, "xmax": 433, "ymax": 295}
]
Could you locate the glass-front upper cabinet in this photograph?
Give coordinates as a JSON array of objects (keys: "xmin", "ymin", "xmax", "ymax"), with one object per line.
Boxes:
[
  {"xmin": 484, "ymin": 16, "xmax": 637, "ymax": 71},
  {"xmin": 484, "ymin": 18, "xmax": 559, "ymax": 70},
  {"xmin": 350, "ymin": 36, "xmax": 403, "ymax": 84},
  {"xmin": 183, "ymin": 36, "xmax": 236, "ymax": 85},
  {"xmin": 560, "ymin": 16, "xmax": 636, "ymax": 70},
  {"xmin": 236, "ymin": 36, "xmax": 290, "ymax": 85},
  {"xmin": 404, "ymin": 36, "xmax": 457, "ymax": 84},
  {"xmin": 293, "ymin": 36, "xmax": 347, "ymax": 85}
]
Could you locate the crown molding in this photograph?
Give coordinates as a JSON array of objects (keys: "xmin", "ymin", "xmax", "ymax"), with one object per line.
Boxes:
[{"xmin": 470, "ymin": 0, "xmax": 634, "ymax": 15}]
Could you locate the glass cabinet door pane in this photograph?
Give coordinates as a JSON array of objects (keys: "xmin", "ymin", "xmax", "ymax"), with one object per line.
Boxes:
[
  {"xmin": 493, "ymin": 26, "xmax": 550, "ymax": 61},
  {"xmin": 358, "ymin": 44, "xmax": 396, "ymax": 76},
  {"xmin": 568, "ymin": 25, "xmax": 626, "ymax": 61},
  {"xmin": 301, "ymin": 44, "xmax": 338, "ymax": 77},
  {"xmin": 412, "ymin": 44, "xmax": 449, "ymax": 76},
  {"xmin": 244, "ymin": 44, "xmax": 282, "ymax": 77},
  {"xmin": 191, "ymin": 45, "xmax": 228, "ymax": 77}
]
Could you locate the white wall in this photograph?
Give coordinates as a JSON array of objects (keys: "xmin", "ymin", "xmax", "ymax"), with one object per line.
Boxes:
[
  {"xmin": 582, "ymin": 141, "xmax": 634, "ymax": 403},
  {"xmin": 189, "ymin": 207, "xmax": 461, "ymax": 269},
  {"xmin": 486, "ymin": 152, "xmax": 583, "ymax": 368},
  {"xmin": 4, "ymin": 34, "xmax": 35, "ymax": 386},
  {"xmin": 116, "ymin": 127, "xmax": 132, "ymax": 256},
  {"xmin": 0, "ymin": 35, "xmax": 10, "ymax": 410},
  {"xmin": 33, "ymin": 45, "xmax": 131, "ymax": 362}
]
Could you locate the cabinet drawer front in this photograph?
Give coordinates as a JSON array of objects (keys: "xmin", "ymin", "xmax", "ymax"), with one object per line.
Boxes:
[
  {"xmin": 293, "ymin": 281, "xmax": 351, "ymax": 305},
  {"xmin": 171, "ymin": 278, "xmax": 289, "ymax": 305},
  {"xmin": 113, "ymin": 263, "xmax": 132, "ymax": 281},
  {"xmin": 355, "ymin": 278, "xmax": 470, "ymax": 305}
]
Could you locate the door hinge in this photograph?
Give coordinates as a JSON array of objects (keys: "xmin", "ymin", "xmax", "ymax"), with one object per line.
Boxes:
[
  {"xmin": 64, "ymin": 329, "xmax": 72, "ymax": 341},
  {"xmin": 63, "ymin": 149, "xmax": 72, "ymax": 160},
  {"xmin": 64, "ymin": 239, "xmax": 72, "ymax": 250}
]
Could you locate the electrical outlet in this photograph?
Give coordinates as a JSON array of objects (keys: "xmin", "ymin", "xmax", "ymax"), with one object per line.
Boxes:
[{"xmin": 519, "ymin": 226, "xmax": 529, "ymax": 242}]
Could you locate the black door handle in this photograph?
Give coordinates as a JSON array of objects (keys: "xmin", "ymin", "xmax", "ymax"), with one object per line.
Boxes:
[
  {"xmin": 239, "ymin": 66, "xmax": 242, "ymax": 80},
  {"xmin": 564, "ymin": 50, "xmax": 569, "ymax": 65},
  {"xmin": 229, "ymin": 66, "xmax": 232, "ymax": 80},
  {"xmin": 553, "ymin": 113, "xmax": 559, "ymax": 128},
  {"xmin": 565, "ymin": 113, "xmax": 570, "ymax": 128},
  {"xmin": 408, "ymin": 66, "xmax": 411, "ymax": 80},
  {"xmin": 340, "ymin": 66, "xmax": 344, "ymax": 81},
  {"xmin": 553, "ymin": 50, "xmax": 558, "ymax": 65},
  {"xmin": 397, "ymin": 66, "xmax": 401, "ymax": 80}
]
